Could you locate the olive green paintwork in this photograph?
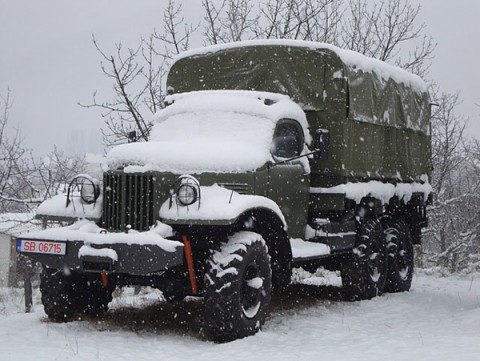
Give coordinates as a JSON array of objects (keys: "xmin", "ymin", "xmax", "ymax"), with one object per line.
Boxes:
[
  {"xmin": 155, "ymin": 165, "xmax": 308, "ymax": 238},
  {"xmin": 167, "ymin": 44, "xmax": 431, "ymax": 185}
]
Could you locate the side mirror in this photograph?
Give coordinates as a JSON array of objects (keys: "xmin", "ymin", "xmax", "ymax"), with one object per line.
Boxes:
[{"xmin": 313, "ymin": 129, "xmax": 330, "ymax": 160}]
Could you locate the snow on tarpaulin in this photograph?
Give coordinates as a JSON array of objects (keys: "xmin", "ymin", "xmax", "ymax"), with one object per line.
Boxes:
[
  {"xmin": 173, "ymin": 39, "xmax": 427, "ymax": 94},
  {"xmin": 106, "ymin": 91, "xmax": 310, "ymax": 174},
  {"xmin": 310, "ymin": 179, "xmax": 433, "ymax": 204},
  {"xmin": 160, "ymin": 184, "xmax": 286, "ymax": 227},
  {"xmin": 22, "ymin": 219, "xmax": 181, "ymax": 251}
]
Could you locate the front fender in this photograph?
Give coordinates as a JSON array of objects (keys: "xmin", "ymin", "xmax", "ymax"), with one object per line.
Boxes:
[{"xmin": 159, "ymin": 184, "xmax": 286, "ymax": 228}]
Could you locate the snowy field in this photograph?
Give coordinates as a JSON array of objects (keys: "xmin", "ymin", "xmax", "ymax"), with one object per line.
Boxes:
[{"xmin": 1, "ymin": 270, "xmax": 479, "ymax": 361}]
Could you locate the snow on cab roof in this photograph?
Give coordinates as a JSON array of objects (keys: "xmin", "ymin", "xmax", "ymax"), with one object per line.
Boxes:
[
  {"xmin": 106, "ymin": 90, "xmax": 310, "ymax": 174},
  {"xmin": 172, "ymin": 39, "xmax": 427, "ymax": 94},
  {"xmin": 155, "ymin": 90, "xmax": 309, "ymax": 138}
]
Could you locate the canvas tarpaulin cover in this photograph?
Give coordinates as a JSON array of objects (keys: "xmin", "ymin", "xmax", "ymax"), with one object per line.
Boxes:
[{"xmin": 167, "ymin": 40, "xmax": 431, "ymax": 183}]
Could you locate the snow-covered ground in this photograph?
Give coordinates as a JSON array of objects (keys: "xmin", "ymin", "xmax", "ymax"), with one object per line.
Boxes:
[{"xmin": 0, "ymin": 271, "xmax": 479, "ymax": 361}]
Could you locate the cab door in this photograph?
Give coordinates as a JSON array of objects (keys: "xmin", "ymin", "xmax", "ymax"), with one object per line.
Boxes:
[{"xmin": 268, "ymin": 120, "xmax": 310, "ymax": 239}]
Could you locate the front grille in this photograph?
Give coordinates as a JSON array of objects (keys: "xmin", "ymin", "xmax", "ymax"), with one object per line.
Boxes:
[{"xmin": 102, "ymin": 173, "xmax": 155, "ymax": 231}]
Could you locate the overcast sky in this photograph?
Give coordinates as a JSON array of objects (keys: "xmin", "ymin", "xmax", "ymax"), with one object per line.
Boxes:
[{"xmin": 0, "ymin": 0, "xmax": 479, "ymax": 156}]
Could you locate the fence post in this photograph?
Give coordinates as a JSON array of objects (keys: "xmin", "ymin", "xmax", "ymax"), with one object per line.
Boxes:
[
  {"xmin": 18, "ymin": 254, "xmax": 33, "ymax": 313},
  {"xmin": 8, "ymin": 236, "xmax": 18, "ymax": 288},
  {"xmin": 25, "ymin": 258, "xmax": 33, "ymax": 312}
]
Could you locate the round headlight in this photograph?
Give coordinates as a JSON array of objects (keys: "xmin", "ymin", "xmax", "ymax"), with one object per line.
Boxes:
[
  {"xmin": 174, "ymin": 175, "xmax": 201, "ymax": 208},
  {"xmin": 80, "ymin": 178, "xmax": 100, "ymax": 204},
  {"xmin": 177, "ymin": 184, "xmax": 197, "ymax": 206},
  {"xmin": 80, "ymin": 182, "xmax": 97, "ymax": 204},
  {"xmin": 66, "ymin": 175, "xmax": 100, "ymax": 208}
]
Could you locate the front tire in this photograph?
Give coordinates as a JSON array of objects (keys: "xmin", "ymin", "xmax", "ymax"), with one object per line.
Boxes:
[
  {"xmin": 341, "ymin": 218, "xmax": 387, "ymax": 300},
  {"xmin": 40, "ymin": 267, "xmax": 81, "ymax": 322},
  {"xmin": 204, "ymin": 231, "xmax": 272, "ymax": 342}
]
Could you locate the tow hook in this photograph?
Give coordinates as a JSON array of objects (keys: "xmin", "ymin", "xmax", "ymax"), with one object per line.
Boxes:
[
  {"xmin": 182, "ymin": 235, "xmax": 198, "ymax": 295},
  {"xmin": 101, "ymin": 271, "xmax": 108, "ymax": 288}
]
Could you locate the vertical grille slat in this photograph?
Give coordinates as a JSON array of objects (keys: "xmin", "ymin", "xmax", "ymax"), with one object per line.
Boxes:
[
  {"xmin": 117, "ymin": 175, "xmax": 123, "ymax": 230},
  {"xmin": 137, "ymin": 175, "xmax": 143, "ymax": 230},
  {"xmin": 142, "ymin": 176, "xmax": 147, "ymax": 229},
  {"xmin": 103, "ymin": 173, "xmax": 155, "ymax": 232}
]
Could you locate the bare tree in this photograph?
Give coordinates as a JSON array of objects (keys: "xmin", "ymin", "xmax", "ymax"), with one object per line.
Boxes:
[
  {"xmin": 255, "ymin": 0, "xmax": 342, "ymax": 41},
  {"xmin": 202, "ymin": 0, "xmax": 343, "ymax": 43},
  {"xmin": 430, "ymin": 89, "xmax": 467, "ymax": 197},
  {"xmin": 81, "ymin": 0, "xmax": 196, "ymax": 147},
  {"xmin": 202, "ymin": 0, "xmax": 435, "ymax": 76},
  {"xmin": 1, "ymin": 90, "xmax": 85, "ymax": 214},
  {"xmin": 34, "ymin": 147, "xmax": 86, "ymax": 200},
  {"xmin": 202, "ymin": 0, "xmax": 258, "ymax": 43},
  {"xmin": 153, "ymin": 0, "xmax": 197, "ymax": 57},
  {"xmin": 80, "ymin": 37, "xmax": 156, "ymax": 147},
  {"xmin": 0, "ymin": 89, "xmax": 33, "ymax": 213},
  {"xmin": 420, "ymin": 86, "xmax": 480, "ymax": 272},
  {"xmin": 340, "ymin": 0, "xmax": 435, "ymax": 77}
]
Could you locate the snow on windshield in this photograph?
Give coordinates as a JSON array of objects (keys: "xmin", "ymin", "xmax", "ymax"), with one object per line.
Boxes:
[{"xmin": 106, "ymin": 91, "xmax": 309, "ymax": 174}]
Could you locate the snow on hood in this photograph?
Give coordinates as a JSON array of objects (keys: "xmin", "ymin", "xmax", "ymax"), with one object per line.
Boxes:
[
  {"xmin": 106, "ymin": 90, "xmax": 310, "ymax": 174},
  {"xmin": 173, "ymin": 40, "xmax": 427, "ymax": 94}
]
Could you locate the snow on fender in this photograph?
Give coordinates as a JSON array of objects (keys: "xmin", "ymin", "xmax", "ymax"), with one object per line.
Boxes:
[{"xmin": 159, "ymin": 184, "xmax": 287, "ymax": 227}]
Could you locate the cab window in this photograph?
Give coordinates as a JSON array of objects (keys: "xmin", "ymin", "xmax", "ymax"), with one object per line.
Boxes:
[{"xmin": 272, "ymin": 122, "xmax": 302, "ymax": 158}]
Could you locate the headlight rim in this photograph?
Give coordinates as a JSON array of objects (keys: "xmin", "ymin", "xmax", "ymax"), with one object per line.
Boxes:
[
  {"xmin": 66, "ymin": 174, "xmax": 101, "ymax": 207},
  {"xmin": 174, "ymin": 175, "xmax": 201, "ymax": 208},
  {"xmin": 80, "ymin": 179, "xmax": 99, "ymax": 204},
  {"xmin": 176, "ymin": 183, "xmax": 198, "ymax": 206}
]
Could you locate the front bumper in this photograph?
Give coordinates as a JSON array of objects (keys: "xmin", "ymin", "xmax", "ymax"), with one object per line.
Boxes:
[
  {"xmin": 15, "ymin": 221, "xmax": 184, "ymax": 275},
  {"xmin": 17, "ymin": 239, "xmax": 184, "ymax": 274}
]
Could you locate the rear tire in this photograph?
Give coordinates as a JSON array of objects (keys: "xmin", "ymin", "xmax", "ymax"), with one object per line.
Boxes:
[
  {"xmin": 383, "ymin": 217, "xmax": 414, "ymax": 293},
  {"xmin": 204, "ymin": 231, "xmax": 272, "ymax": 342},
  {"xmin": 341, "ymin": 218, "xmax": 387, "ymax": 300}
]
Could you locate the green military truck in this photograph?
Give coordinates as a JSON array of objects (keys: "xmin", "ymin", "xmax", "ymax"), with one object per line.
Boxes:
[{"xmin": 16, "ymin": 40, "xmax": 432, "ymax": 342}]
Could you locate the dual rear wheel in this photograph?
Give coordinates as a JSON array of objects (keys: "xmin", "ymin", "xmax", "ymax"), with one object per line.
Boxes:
[{"xmin": 341, "ymin": 217, "xmax": 414, "ymax": 300}]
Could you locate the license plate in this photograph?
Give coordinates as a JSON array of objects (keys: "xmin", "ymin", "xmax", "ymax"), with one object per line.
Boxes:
[{"xmin": 16, "ymin": 239, "xmax": 66, "ymax": 255}]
